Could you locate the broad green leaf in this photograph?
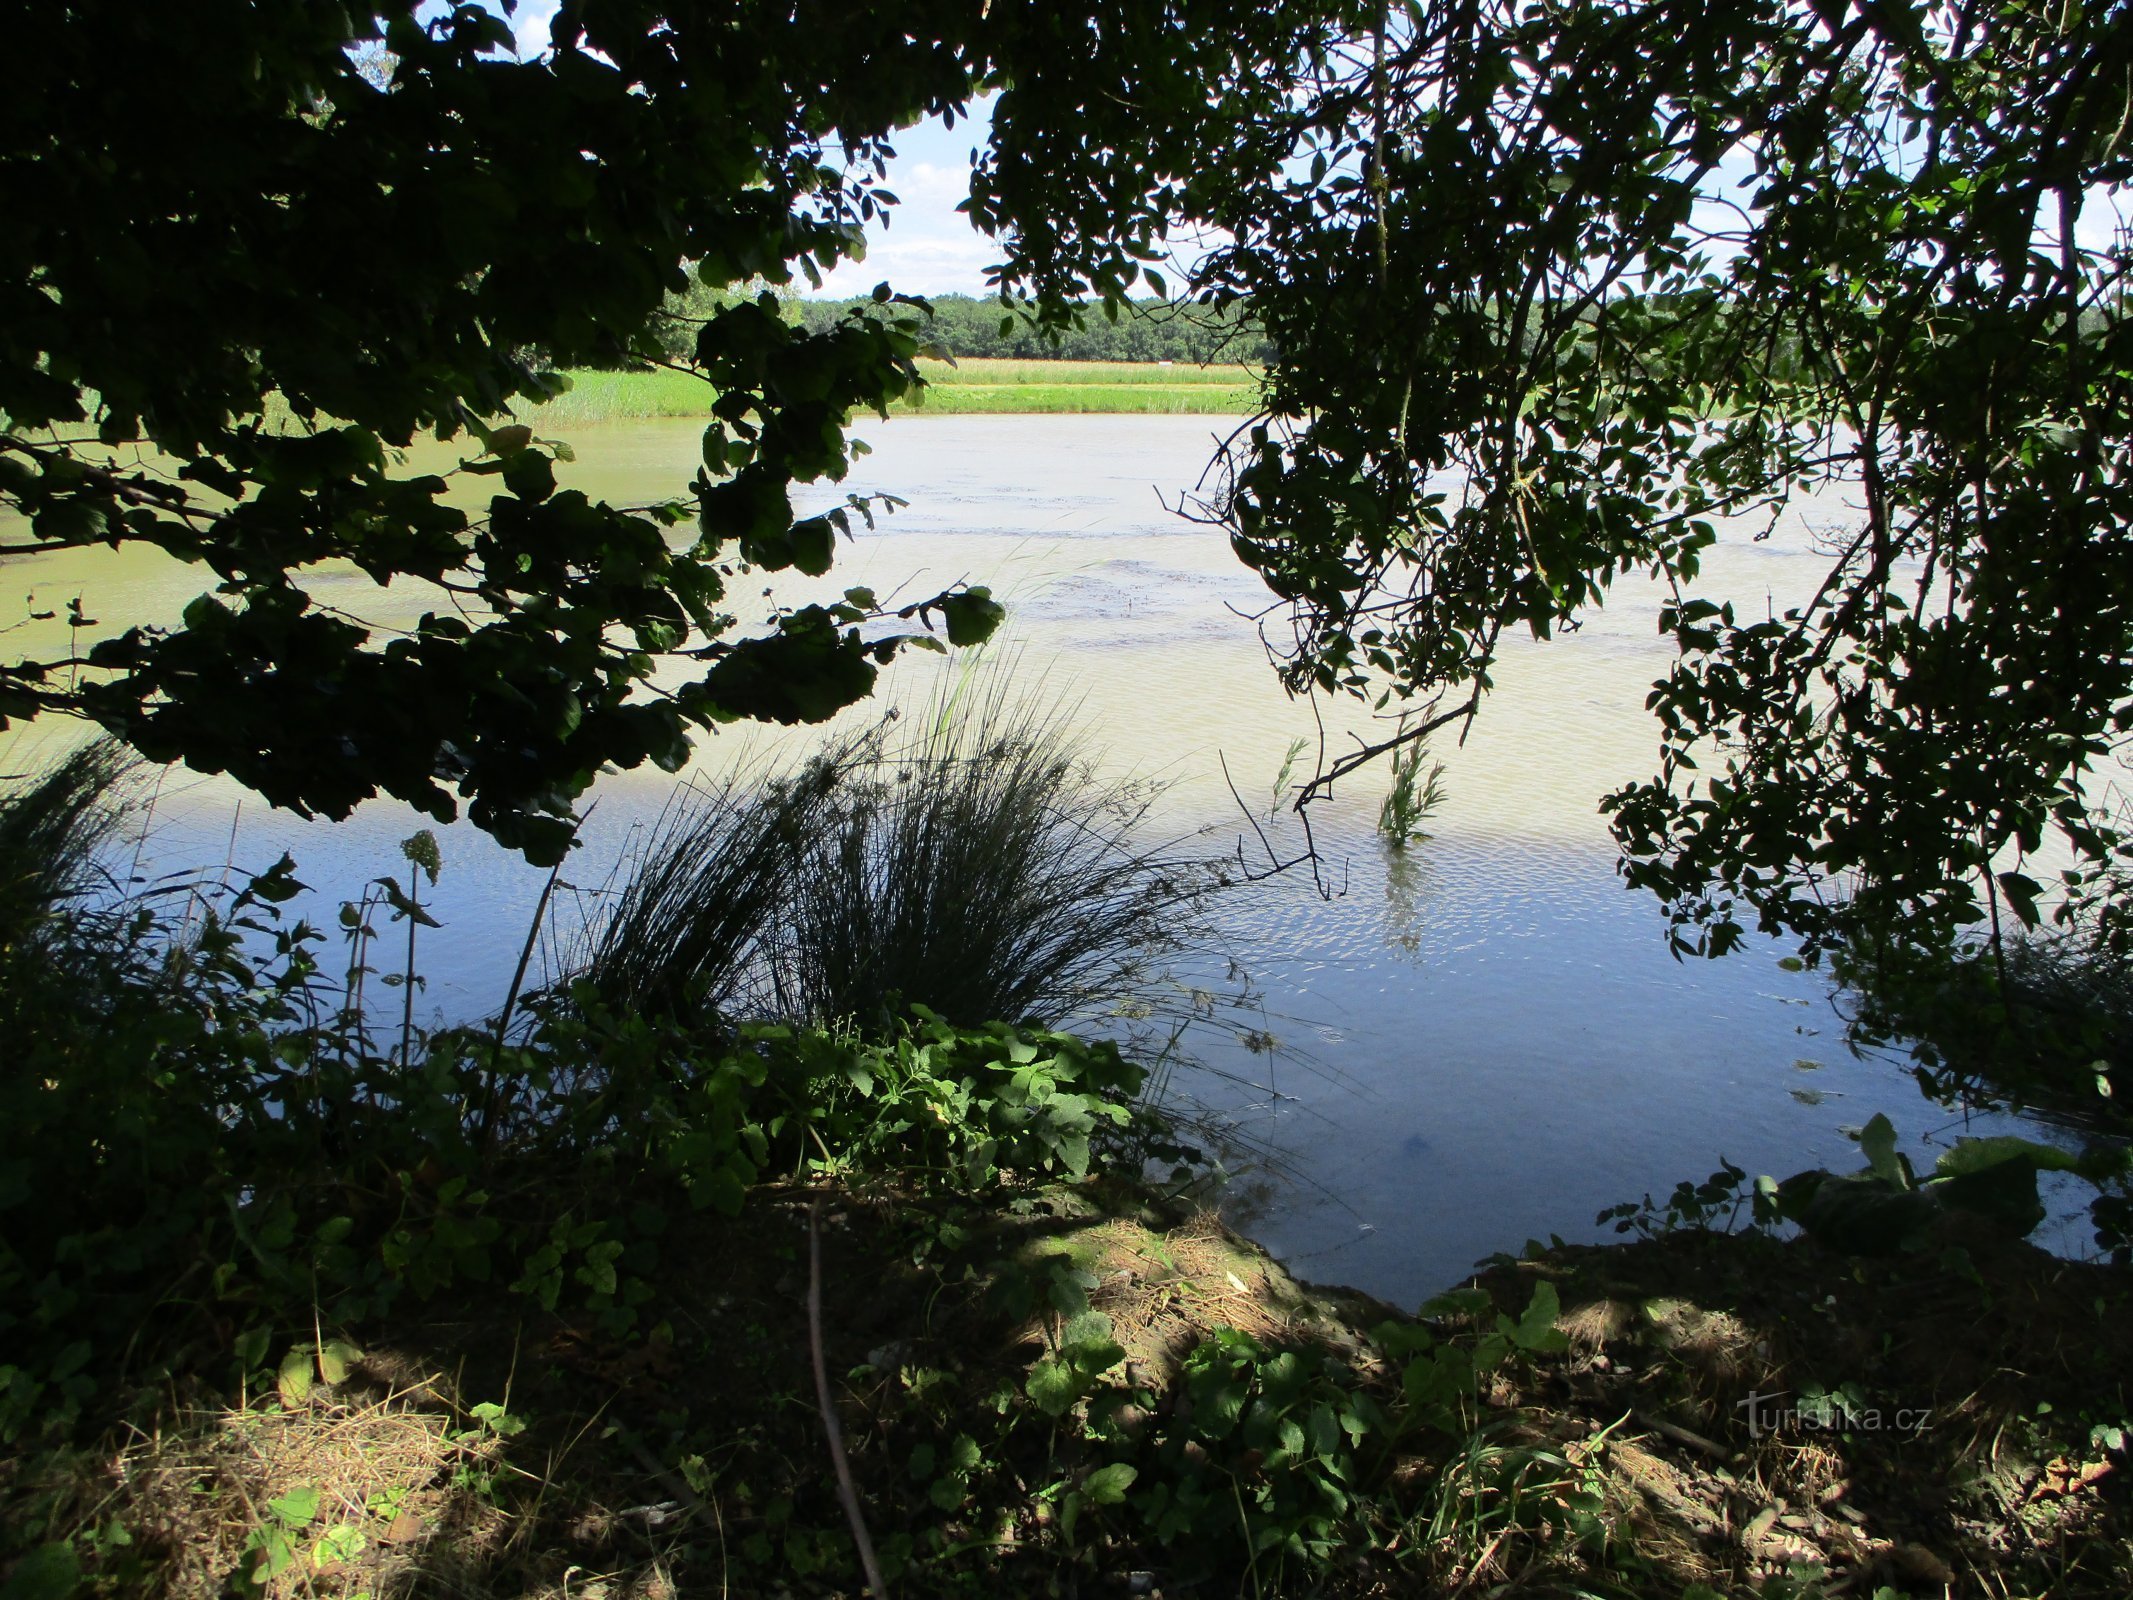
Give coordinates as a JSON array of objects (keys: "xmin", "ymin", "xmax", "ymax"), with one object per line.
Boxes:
[
  {"xmin": 316, "ymin": 1339, "xmax": 362, "ymax": 1386},
  {"xmin": 1026, "ymin": 1356, "xmax": 1081, "ymax": 1417},
  {"xmin": 277, "ymin": 1348, "xmax": 315, "ymax": 1409},
  {"xmin": 1083, "ymin": 1462, "xmax": 1137, "ymax": 1505},
  {"xmin": 267, "ymin": 1485, "xmax": 320, "ymax": 1528}
]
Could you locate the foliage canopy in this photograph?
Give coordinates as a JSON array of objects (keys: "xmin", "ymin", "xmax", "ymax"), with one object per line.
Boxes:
[
  {"xmin": 1084, "ymin": 0, "xmax": 2133, "ymax": 965},
  {"xmin": 8, "ymin": 0, "xmax": 2132, "ymax": 965},
  {"xmin": 2, "ymin": 0, "xmax": 1020, "ymax": 861}
]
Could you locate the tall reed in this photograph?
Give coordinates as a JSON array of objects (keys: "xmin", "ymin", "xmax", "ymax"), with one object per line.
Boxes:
[
  {"xmin": 777, "ymin": 683, "xmax": 1207, "ymax": 1030},
  {"xmin": 0, "ymin": 738, "xmax": 134, "ymax": 965},
  {"xmin": 575, "ymin": 754, "xmax": 846, "ymax": 1024},
  {"xmin": 571, "ymin": 670, "xmax": 1216, "ymax": 1038}
]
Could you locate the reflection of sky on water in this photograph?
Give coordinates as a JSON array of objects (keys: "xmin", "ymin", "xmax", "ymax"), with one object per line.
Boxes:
[{"xmin": 2, "ymin": 414, "xmax": 2105, "ymax": 1309}]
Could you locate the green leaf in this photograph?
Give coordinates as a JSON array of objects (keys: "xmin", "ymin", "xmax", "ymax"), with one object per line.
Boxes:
[
  {"xmin": 1027, "ymin": 1356, "xmax": 1082, "ymax": 1417},
  {"xmin": 267, "ymin": 1485, "xmax": 321, "ymax": 1528},
  {"xmin": 469, "ymin": 1401, "xmax": 526, "ymax": 1436},
  {"xmin": 937, "ymin": 587, "xmax": 1005, "ymax": 647},
  {"xmin": 1083, "ymin": 1462, "xmax": 1137, "ymax": 1505},
  {"xmin": 316, "ymin": 1339, "xmax": 362, "ymax": 1386},
  {"xmin": 501, "ymin": 449, "xmax": 556, "ymax": 503},
  {"xmin": 311, "ymin": 1524, "xmax": 366, "ymax": 1568},
  {"xmin": 233, "ymin": 1326, "xmax": 271, "ymax": 1372},
  {"xmin": 277, "ymin": 1347, "xmax": 316, "ymax": 1409},
  {"xmin": 1933, "ymin": 1136, "xmax": 2079, "ymax": 1178},
  {"xmin": 1510, "ymin": 1280, "xmax": 1568, "ymax": 1352}
]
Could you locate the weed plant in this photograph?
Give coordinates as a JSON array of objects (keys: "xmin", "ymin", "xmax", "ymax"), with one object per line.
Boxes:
[{"xmin": 1378, "ymin": 716, "xmax": 1448, "ymax": 847}]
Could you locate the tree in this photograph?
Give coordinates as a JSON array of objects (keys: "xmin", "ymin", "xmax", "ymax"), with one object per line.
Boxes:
[
  {"xmin": 980, "ymin": 0, "xmax": 2133, "ymax": 969},
  {"xmin": 14, "ymin": 0, "xmax": 2127, "ymax": 976},
  {"xmin": 1, "ymin": 0, "xmax": 1017, "ymax": 862}
]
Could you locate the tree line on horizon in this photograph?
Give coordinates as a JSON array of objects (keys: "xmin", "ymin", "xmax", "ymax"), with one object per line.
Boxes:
[{"xmin": 646, "ymin": 284, "xmax": 1274, "ymax": 366}]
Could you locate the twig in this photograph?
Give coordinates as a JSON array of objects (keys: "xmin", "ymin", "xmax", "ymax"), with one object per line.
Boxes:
[
  {"xmin": 480, "ymin": 809, "xmax": 587, "ymax": 1155},
  {"xmin": 1217, "ymin": 750, "xmax": 1315, "ymax": 882},
  {"xmin": 1292, "ymin": 692, "xmax": 1479, "ymax": 809},
  {"xmin": 809, "ymin": 1200, "xmax": 888, "ymax": 1600},
  {"xmin": 1633, "ymin": 1409, "xmax": 1741, "ymax": 1463}
]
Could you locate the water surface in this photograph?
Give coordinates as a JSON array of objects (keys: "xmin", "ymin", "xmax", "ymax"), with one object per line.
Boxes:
[{"xmin": 2, "ymin": 415, "xmax": 2091, "ymax": 1304}]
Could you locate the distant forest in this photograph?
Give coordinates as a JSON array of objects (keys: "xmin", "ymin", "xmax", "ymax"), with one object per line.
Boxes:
[
  {"xmin": 795, "ymin": 294, "xmax": 1272, "ymax": 363},
  {"xmin": 643, "ymin": 288, "xmax": 1272, "ymax": 365}
]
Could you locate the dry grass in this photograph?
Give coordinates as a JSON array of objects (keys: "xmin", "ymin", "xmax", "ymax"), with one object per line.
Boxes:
[
  {"xmin": 1058, "ymin": 1209, "xmax": 1387, "ymax": 1385},
  {"xmin": 110, "ymin": 1379, "xmax": 524, "ymax": 1599},
  {"xmin": 1430, "ymin": 1221, "xmax": 2133, "ymax": 1597},
  {"xmin": 29, "ymin": 1355, "xmax": 692, "ymax": 1600}
]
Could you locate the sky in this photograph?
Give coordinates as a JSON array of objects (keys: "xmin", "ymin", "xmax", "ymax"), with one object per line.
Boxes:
[{"xmin": 498, "ymin": 0, "xmax": 1003, "ymax": 298}]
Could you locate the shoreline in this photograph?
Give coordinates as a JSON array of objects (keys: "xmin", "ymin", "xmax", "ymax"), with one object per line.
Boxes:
[{"xmin": 528, "ymin": 359, "xmax": 1260, "ymax": 425}]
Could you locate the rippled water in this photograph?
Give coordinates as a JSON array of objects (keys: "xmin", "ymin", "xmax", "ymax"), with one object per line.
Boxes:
[{"xmin": 1, "ymin": 414, "xmax": 2091, "ymax": 1303}]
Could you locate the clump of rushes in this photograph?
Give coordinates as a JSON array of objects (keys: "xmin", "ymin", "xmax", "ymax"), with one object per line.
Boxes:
[
  {"xmin": 777, "ymin": 676, "xmax": 1216, "ymax": 1031},
  {"xmin": 576, "ymin": 755, "xmax": 845, "ymax": 1025},
  {"xmin": 576, "ymin": 668, "xmax": 1219, "ymax": 1038},
  {"xmin": 0, "ymin": 737, "xmax": 134, "ymax": 964}
]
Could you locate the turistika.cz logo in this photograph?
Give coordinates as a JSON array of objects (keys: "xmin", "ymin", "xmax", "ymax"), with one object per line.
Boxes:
[{"xmin": 1736, "ymin": 1387, "xmax": 1932, "ymax": 1441}]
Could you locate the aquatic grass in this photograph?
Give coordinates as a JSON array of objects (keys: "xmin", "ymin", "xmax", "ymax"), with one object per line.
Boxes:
[
  {"xmin": 1378, "ymin": 716, "xmax": 1449, "ymax": 848},
  {"xmin": 0, "ymin": 737, "xmax": 135, "ymax": 961},
  {"xmin": 900, "ymin": 382, "xmax": 1256, "ymax": 414},
  {"xmin": 572, "ymin": 753, "xmax": 847, "ymax": 1026},
  {"xmin": 776, "ymin": 677, "xmax": 1219, "ymax": 1031},
  {"xmin": 519, "ymin": 365, "xmax": 719, "ymax": 425},
  {"xmin": 513, "ymin": 359, "xmax": 1257, "ymax": 426},
  {"xmin": 915, "ymin": 358, "xmax": 1254, "ymax": 388}
]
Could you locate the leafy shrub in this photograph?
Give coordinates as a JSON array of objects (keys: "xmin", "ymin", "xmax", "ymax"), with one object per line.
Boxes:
[
  {"xmin": 1130, "ymin": 1328, "xmax": 1388, "ymax": 1576},
  {"xmin": 737, "ymin": 1006, "xmax": 1148, "ymax": 1187},
  {"xmin": 0, "ymin": 788, "xmax": 1157, "ymax": 1443}
]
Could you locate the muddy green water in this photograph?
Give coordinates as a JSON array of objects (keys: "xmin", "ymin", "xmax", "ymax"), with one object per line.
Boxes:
[{"xmin": 0, "ymin": 415, "xmax": 2091, "ymax": 1303}]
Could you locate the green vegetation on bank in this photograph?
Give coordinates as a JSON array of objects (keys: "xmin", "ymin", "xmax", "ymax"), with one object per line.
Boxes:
[
  {"xmin": 526, "ymin": 358, "xmax": 1259, "ymax": 428},
  {"xmin": 7, "ymin": 721, "xmax": 2133, "ymax": 1599}
]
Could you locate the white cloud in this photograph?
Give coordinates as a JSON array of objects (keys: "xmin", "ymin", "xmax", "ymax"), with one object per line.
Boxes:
[
  {"xmin": 507, "ymin": 0, "xmax": 563, "ymax": 58},
  {"xmin": 814, "ymin": 161, "xmax": 1001, "ymax": 298}
]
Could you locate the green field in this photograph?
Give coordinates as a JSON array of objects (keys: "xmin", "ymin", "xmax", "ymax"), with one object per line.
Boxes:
[{"xmin": 529, "ymin": 358, "xmax": 1259, "ymax": 425}]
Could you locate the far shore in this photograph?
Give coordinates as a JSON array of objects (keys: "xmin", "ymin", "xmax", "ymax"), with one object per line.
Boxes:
[{"xmin": 532, "ymin": 357, "xmax": 1260, "ymax": 425}]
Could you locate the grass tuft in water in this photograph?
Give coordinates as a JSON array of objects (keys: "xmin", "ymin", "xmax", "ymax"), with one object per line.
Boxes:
[
  {"xmin": 568, "ymin": 671, "xmax": 1215, "ymax": 1039},
  {"xmin": 778, "ymin": 681, "xmax": 1209, "ymax": 1031},
  {"xmin": 0, "ymin": 737, "xmax": 135, "ymax": 963},
  {"xmin": 573, "ymin": 756, "xmax": 846, "ymax": 1026}
]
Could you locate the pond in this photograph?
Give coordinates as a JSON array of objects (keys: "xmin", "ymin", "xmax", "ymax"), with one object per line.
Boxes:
[{"xmin": 1, "ymin": 413, "xmax": 2094, "ymax": 1304}]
